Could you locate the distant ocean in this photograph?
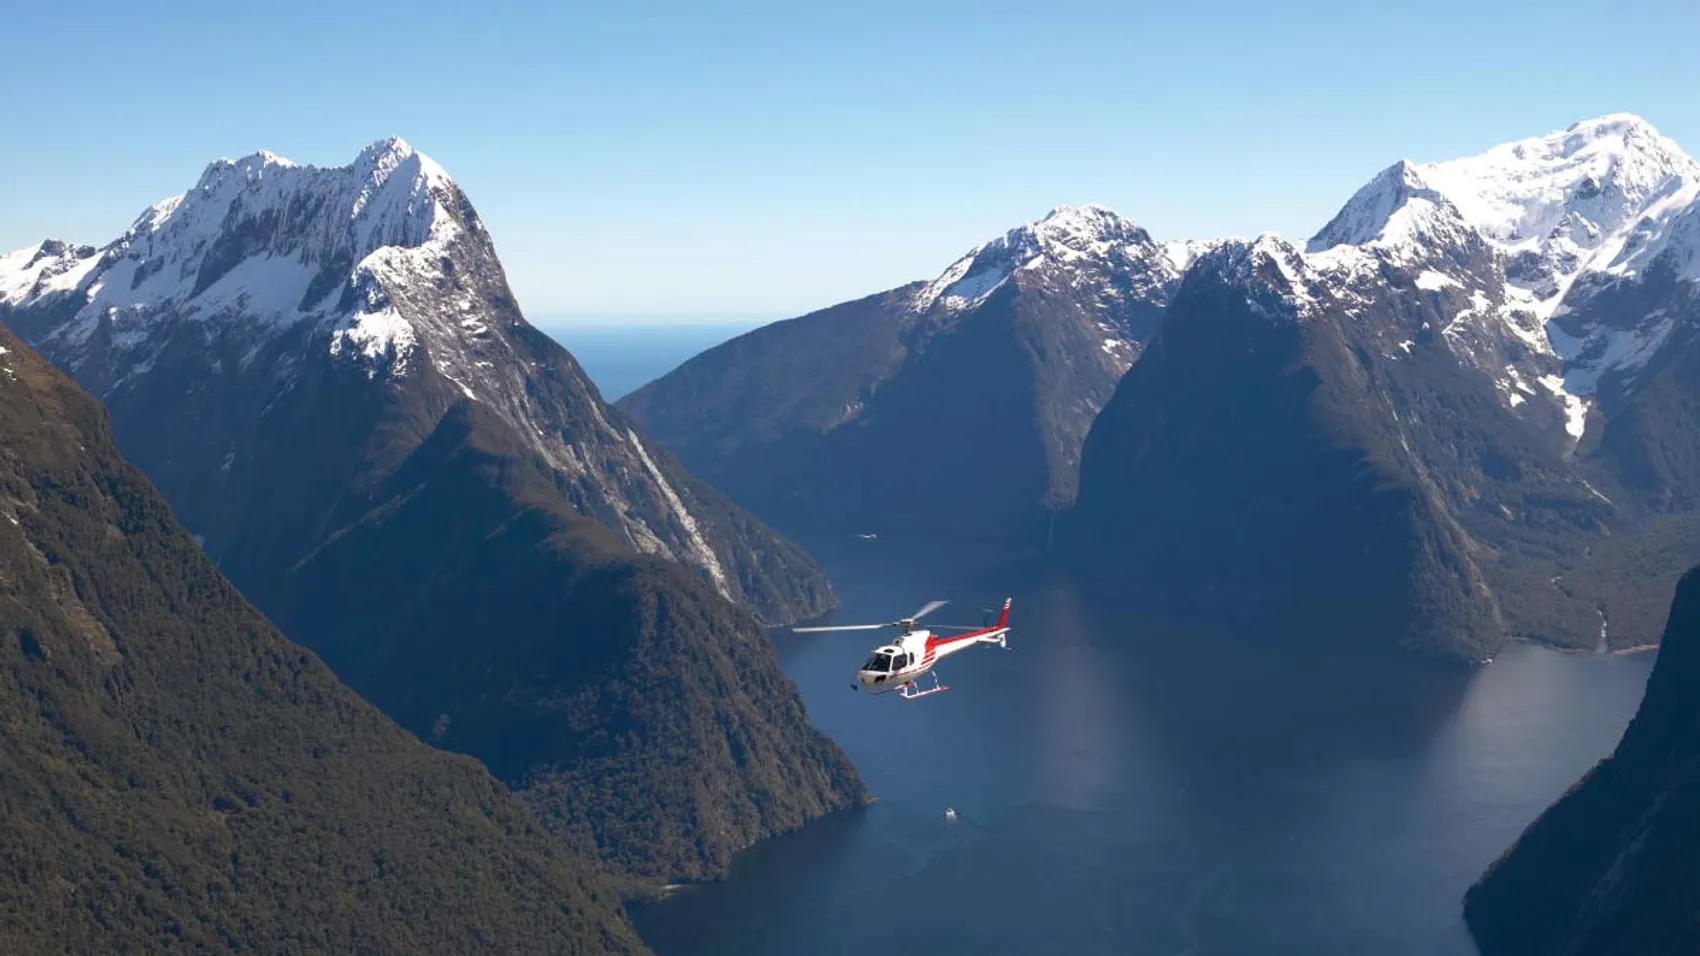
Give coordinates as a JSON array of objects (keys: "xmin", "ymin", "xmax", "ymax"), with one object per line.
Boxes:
[{"xmin": 540, "ymin": 321, "xmax": 767, "ymax": 402}]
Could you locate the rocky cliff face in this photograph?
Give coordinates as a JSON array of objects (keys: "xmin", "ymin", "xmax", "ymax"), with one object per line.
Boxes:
[
  {"xmin": 618, "ymin": 205, "xmax": 1203, "ymax": 545},
  {"xmin": 1463, "ymin": 566, "xmax": 1700, "ymax": 956},
  {"xmin": 0, "ymin": 139, "xmax": 866, "ymax": 890},
  {"xmin": 0, "ymin": 325, "xmax": 646, "ymax": 955}
]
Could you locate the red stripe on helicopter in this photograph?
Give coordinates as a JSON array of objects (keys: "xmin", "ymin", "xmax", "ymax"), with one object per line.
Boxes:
[
  {"xmin": 924, "ymin": 600, "xmax": 1011, "ymax": 654},
  {"xmin": 924, "ymin": 628, "xmax": 1001, "ymax": 652}
]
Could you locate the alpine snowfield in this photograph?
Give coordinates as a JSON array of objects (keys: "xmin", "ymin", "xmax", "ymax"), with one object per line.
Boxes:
[{"xmin": 1309, "ymin": 113, "xmax": 1700, "ymax": 443}]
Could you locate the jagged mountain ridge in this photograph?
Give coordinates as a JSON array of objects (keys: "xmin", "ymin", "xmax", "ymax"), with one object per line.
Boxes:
[
  {"xmin": 619, "ymin": 204, "xmax": 1204, "ymax": 544},
  {"xmin": 1063, "ymin": 234, "xmax": 1534, "ymax": 659},
  {"xmin": 1311, "ymin": 113, "xmax": 1700, "ymax": 439},
  {"xmin": 0, "ymin": 139, "xmax": 867, "ymax": 891},
  {"xmin": 0, "ymin": 138, "xmax": 830, "ymax": 626},
  {"xmin": 0, "ymin": 325, "xmax": 646, "ymax": 955},
  {"xmin": 1063, "ymin": 113, "xmax": 1700, "ymax": 658}
]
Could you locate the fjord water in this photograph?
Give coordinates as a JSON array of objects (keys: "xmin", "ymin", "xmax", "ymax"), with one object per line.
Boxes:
[
  {"xmin": 569, "ymin": 328, "xmax": 1658, "ymax": 955},
  {"xmin": 630, "ymin": 534, "xmax": 1655, "ymax": 955}
]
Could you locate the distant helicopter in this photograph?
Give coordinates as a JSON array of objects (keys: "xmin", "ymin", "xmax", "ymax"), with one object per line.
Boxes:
[{"xmin": 792, "ymin": 598, "xmax": 1011, "ymax": 699}]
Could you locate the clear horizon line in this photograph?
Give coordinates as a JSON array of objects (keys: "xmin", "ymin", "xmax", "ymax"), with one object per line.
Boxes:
[{"xmin": 530, "ymin": 312, "xmax": 785, "ymax": 327}]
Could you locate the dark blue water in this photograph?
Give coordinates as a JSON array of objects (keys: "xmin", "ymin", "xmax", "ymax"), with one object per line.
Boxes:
[
  {"xmin": 542, "ymin": 321, "xmax": 764, "ymax": 402},
  {"xmin": 630, "ymin": 535, "xmax": 1657, "ymax": 956},
  {"xmin": 561, "ymin": 328, "xmax": 1659, "ymax": 955}
]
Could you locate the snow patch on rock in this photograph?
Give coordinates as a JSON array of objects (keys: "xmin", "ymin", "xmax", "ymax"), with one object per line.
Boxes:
[{"xmin": 624, "ymin": 428, "xmax": 730, "ymax": 600}]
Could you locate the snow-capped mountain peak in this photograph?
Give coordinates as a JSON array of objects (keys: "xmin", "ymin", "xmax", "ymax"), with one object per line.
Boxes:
[
  {"xmin": 910, "ymin": 203, "xmax": 1173, "ymax": 314},
  {"xmin": 1031, "ymin": 203, "xmax": 1151, "ymax": 247},
  {"xmin": 1299, "ymin": 113, "xmax": 1700, "ymax": 444},
  {"xmin": 1, "ymin": 138, "xmax": 833, "ymax": 624},
  {"xmin": 1423, "ymin": 114, "xmax": 1694, "ymax": 243},
  {"xmin": 1193, "ymin": 233, "xmax": 1323, "ymax": 323},
  {"xmin": 1308, "ymin": 161, "xmax": 1474, "ymax": 256},
  {"xmin": 1420, "ymin": 114, "xmax": 1700, "ymax": 311},
  {"xmin": 0, "ymin": 137, "xmax": 479, "ymax": 382},
  {"xmin": 1312, "ymin": 114, "xmax": 1700, "ymax": 319},
  {"xmin": 0, "ymin": 240, "xmax": 100, "ymax": 307},
  {"xmin": 356, "ymin": 135, "xmax": 419, "ymax": 165},
  {"xmin": 1162, "ymin": 237, "xmax": 1228, "ymax": 275}
]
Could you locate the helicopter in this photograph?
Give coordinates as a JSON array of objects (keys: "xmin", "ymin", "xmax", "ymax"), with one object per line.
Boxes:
[{"xmin": 792, "ymin": 598, "xmax": 1011, "ymax": 699}]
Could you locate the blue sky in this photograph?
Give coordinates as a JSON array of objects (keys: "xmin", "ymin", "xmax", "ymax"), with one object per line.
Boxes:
[{"xmin": 3, "ymin": 0, "xmax": 1696, "ymax": 323}]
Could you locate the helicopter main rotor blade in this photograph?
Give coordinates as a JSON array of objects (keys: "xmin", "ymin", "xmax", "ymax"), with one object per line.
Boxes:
[
  {"xmin": 910, "ymin": 599, "xmax": 948, "ymax": 621},
  {"xmin": 925, "ymin": 624, "xmax": 985, "ymax": 631},
  {"xmin": 791, "ymin": 623, "xmax": 891, "ymax": 633}
]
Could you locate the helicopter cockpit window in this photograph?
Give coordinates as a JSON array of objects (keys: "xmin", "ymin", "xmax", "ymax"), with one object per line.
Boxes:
[{"xmin": 862, "ymin": 654, "xmax": 888, "ymax": 672}]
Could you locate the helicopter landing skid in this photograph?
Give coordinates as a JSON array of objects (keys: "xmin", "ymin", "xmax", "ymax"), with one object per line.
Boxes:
[{"xmin": 898, "ymin": 672, "xmax": 949, "ymax": 699}]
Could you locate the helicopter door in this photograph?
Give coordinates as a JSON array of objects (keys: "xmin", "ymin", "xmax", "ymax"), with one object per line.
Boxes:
[{"xmin": 890, "ymin": 650, "xmax": 911, "ymax": 673}]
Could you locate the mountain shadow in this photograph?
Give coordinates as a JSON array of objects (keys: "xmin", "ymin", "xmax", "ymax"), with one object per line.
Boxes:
[
  {"xmin": 1464, "ymin": 567, "xmax": 1699, "ymax": 956},
  {"xmin": 0, "ymin": 326, "xmax": 647, "ymax": 955}
]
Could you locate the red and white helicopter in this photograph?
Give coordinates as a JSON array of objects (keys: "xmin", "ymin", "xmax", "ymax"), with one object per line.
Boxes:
[{"xmin": 792, "ymin": 598, "xmax": 1011, "ymax": 699}]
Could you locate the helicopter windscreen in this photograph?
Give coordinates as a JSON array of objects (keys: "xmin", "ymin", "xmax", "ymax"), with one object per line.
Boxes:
[{"xmin": 861, "ymin": 652, "xmax": 893, "ymax": 672}]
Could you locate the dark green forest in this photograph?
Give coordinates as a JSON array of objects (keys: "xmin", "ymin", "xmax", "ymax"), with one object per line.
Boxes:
[
  {"xmin": 267, "ymin": 398, "xmax": 870, "ymax": 893},
  {"xmin": 0, "ymin": 327, "xmax": 647, "ymax": 955}
]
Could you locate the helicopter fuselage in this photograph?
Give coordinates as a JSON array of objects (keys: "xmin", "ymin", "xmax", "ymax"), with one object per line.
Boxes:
[
  {"xmin": 854, "ymin": 622, "xmax": 1008, "ymax": 695},
  {"xmin": 793, "ymin": 597, "xmax": 1011, "ymax": 701}
]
